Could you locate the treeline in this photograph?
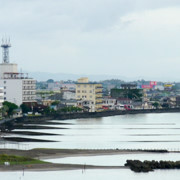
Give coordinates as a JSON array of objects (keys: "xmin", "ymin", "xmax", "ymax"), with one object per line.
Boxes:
[{"xmin": 125, "ymin": 160, "xmax": 180, "ymax": 172}]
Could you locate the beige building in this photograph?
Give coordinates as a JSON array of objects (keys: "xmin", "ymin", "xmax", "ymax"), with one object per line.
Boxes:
[{"xmin": 76, "ymin": 77, "xmax": 103, "ymax": 112}]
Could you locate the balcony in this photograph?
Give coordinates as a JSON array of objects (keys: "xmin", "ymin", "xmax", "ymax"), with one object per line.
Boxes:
[
  {"xmin": 96, "ymin": 86, "xmax": 103, "ymax": 89},
  {"xmin": 96, "ymin": 102, "xmax": 102, "ymax": 105},
  {"xmin": 96, "ymin": 97, "xmax": 102, "ymax": 99},
  {"xmin": 96, "ymin": 91, "xmax": 103, "ymax": 94},
  {"xmin": 3, "ymin": 72, "xmax": 32, "ymax": 79}
]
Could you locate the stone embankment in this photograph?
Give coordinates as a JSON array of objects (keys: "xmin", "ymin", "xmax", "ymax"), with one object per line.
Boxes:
[
  {"xmin": 1, "ymin": 108, "xmax": 180, "ymax": 128},
  {"xmin": 52, "ymin": 108, "xmax": 180, "ymax": 120}
]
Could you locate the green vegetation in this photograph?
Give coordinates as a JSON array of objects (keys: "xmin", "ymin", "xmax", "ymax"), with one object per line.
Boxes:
[
  {"xmin": 51, "ymin": 100, "xmax": 60, "ymax": 105},
  {"xmin": 46, "ymin": 79, "xmax": 54, "ymax": 83},
  {"xmin": 111, "ymin": 89, "xmax": 143, "ymax": 101},
  {"xmin": 0, "ymin": 154, "xmax": 47, "ymax": 165},
  {"xmin": 20, "ymin": 103, "xmax": 31, "ymax": 113},
  {"xmin": 125, "ymin": 160, "xmax": 180, "ymax": 172},
  {"xmin": 152, "ymin": 102, "xmax": 160, "ymax": 109},
  {"xmin": 2, "ymin": 101, "xmax": 18, "ymax": 116}
]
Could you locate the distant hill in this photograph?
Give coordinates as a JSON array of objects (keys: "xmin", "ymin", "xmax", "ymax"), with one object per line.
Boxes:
[
  {"xmin": 26, "ymin": 71, "xmax": 180, "ymax": 82},
  {"xmin": 27, "ymin": 72, "xmax": 129, "ymax": 82}
]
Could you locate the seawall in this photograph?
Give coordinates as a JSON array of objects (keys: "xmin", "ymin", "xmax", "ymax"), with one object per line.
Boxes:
[{"xmin": 17, "ymin": 108, "xmax": 180, "ymax": 122}]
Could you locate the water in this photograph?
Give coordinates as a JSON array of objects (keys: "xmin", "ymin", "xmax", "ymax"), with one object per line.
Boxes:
[
  {"xmin": 1, "ymin": 169, "xmax": 180, "ymax": 180},
  {"xmin": 1, "ymin": 113, "xmax": 180, "ymax": 150},
  {"xmin": 1, "ymin": 113, "xmax": 180, "ymax": 179},
  {"xmin": 45, "ymin": 153, "xmax": 180, "ymax": 166}
]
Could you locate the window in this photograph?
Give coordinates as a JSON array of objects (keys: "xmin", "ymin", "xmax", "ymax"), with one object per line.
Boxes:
[
  {"xmin": 89, "ymin": 90, "xmax": 92, "ymax": 93},
  {"xmin": 90, "ymin": 95, "xmax": 92, "ymax": 98},
  {"xmin": 4, "ymin": 86, "xmax": 6, "ymax": 89},
  {"xmin": 4, "ymin": 97, "xmax": 6, "ymax": 100},
  {"xmin": 77, "ymin": 90, "xmax": 80, "ymax": 93},
  {"xmin": 4, "ymin": 92, "xmax": 6, "ymax": 95},
  {"xmin": 4, "ymin": 81, "xmax": 6, "ymax": 84}
]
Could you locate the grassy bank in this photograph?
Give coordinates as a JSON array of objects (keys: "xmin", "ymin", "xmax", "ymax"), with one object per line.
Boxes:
[{"xmin": 0, "ymin": 154, "xmax": 47, "ymax": 165}]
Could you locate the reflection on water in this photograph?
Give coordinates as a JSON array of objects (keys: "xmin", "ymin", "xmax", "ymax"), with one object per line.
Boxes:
[
  {"xmin": 45, "ymin": 153, "xmax": 180, "ymax": 166},
  {"xmin": 1, "ymin": 169, "xmax": 180, "ymax": 180},
  {"xmin": 1, "ymin": 113, "xmax": 180, "ymax": 179},
  {"xmin": 1, "ymin": 113, "xmax": 180, "ymax": 150}
]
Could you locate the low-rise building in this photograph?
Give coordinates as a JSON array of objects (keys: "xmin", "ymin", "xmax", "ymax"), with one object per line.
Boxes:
[
  {"xmin": 117, "ymin": 98, "xmax": 132, "ymax": 105},
  {"xmin": 62, "ymin": 90, "xmax": 76, "ymax": 100},
  {"xmin": 76, "ymin": 77, "xmax": 103, "ymax": 112}
]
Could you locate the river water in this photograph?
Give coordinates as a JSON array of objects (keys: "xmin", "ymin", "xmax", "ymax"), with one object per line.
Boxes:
[{"xmin": 1, "ymin": 113, "xmax": 180, "ymax": 179}]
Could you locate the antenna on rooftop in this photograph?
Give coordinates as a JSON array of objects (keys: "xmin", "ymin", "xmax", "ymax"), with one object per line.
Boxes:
[{"xmin": 1, "ymin": 37, "xmax": 11, "ymax": 63}]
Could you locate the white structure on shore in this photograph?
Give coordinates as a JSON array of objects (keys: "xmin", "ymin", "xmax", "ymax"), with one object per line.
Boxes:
[{"xmin": 0, "ymin": 39, "xmax": 36, "ymax": 106}]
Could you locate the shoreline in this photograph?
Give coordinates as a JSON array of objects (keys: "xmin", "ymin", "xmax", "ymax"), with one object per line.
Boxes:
[
  {"xmin": 0, "ymin": 148, "xmax": 172, "ymax": 172},
  {"xmin": 15, "ymin": 108, "xmax": 180, "ymax": 122},
  {"xmin": 1, "ymin": 108, "xmax": 180, "ymax": 131},
  {"xmin": 0, "ymin": 163, "xmax": 128, "ymax": 172}
]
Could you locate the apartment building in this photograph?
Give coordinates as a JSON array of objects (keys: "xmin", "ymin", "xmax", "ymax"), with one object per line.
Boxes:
[
  {"xmin": 0, "ymin": 87, "xmax": 4, "ymax": 108},
  {"xmin": 76, "ymin": 77, "xmax": 103, "ymax": 112},
  {"xmin": 0, "ymin": 41, "xmax": 36, "ymax": 106},
  {"xmin": 0, "ymin": 69, "xmax": 36, "ymax": 106}
]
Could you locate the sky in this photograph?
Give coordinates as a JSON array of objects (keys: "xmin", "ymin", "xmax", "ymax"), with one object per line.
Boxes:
[{"xmin": 0, "ymin": 0, "xmax": 180, "ymax": 81}]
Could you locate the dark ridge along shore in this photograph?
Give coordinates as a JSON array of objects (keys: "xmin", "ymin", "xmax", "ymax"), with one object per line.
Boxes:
[
  {"xmin": 14, "ymin": 108, "xmax": 180, "ymax": 122},
  {"xmin": 1, "ymin": 108, "xmax": 180, "ymax": 132}
]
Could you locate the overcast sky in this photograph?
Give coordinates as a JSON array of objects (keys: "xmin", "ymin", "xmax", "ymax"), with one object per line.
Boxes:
[{"xmin": 0, "ymin": 0, "xmax": 180, "ymax": 81}]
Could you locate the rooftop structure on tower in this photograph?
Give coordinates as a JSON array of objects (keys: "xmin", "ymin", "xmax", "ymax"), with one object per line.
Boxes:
[{"xmin": 1, "ymin": 38, "xmax": 11, "ymax": 64}]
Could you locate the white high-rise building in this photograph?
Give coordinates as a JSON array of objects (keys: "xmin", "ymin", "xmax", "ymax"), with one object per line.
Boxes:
[
  {"xmin": 0, "ymin": 40, "xmax": 36, "ymax": 106},
  {"xmin": 0, "ymin": 87, "xmax": 4, "ymax": 108}
]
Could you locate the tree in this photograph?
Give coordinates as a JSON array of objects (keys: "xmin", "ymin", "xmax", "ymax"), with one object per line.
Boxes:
[
  {"xmin": 20, "ymin": 103, "xmax": 31, "ymax": 113},
  {"xmin": 0, "ymin": 105, "xmax": 9, "ymax": 117},
  {"xmin": 51, "ymin": 101, "xmax": 60, "ymax": 106},
  {"xmin": 46, "ymin": 79, "xmax": 54, "ymax": 83},
  {"xmin": 152, "ymin": 102, "xmax": 159, "ymax": 109},
  {"xmin": 2, "ymin": 101, "xmax": 18, "ymax": 116}
]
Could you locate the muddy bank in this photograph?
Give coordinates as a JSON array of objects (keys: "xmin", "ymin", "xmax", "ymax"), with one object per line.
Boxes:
[
  {"xmin": 11, "ymin": 125, "xmax": 68, "ymax": 130},
  {"xmin": 0, "ymin": 148, "xmax": 172, "ymax": 171},
  {"xmin": 0, "ymin": 148, "xmax": 168, "ymax": 160},
  {"xmin": 6, "ymin": 131, "xmax": 60, "ymax": 136},
  {"xmin": 0, "ymin": 163, "xmax": 127, "ymax": 172},
  {"xmin": 2, "ymin": 137, "xmax": 57, "ymax": 142}
]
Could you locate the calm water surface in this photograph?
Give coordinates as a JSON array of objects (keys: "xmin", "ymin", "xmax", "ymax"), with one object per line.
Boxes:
[
  {"xmin": 1, "ymin": 113, "xmax": 180, "ymax": 150},
  {"xmin": 1, "ymin": 169, "xmax": 180, "ymax": 180},
  {"xmin": 1, "ymin": 113, "xmax": 180, "ymax": 179}
]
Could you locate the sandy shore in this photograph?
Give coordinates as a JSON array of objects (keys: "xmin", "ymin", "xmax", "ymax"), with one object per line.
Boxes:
[
  {"xmin": 0, "ymin": 148, "xmax": 170, "ymax": 171},
  {"xmin": 0, "ymin": 163, "xmax": 128, "ymax": 172},
  {"xmin": 0, "ymin": 148, "xmax": 163, "ymax": 159}
]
